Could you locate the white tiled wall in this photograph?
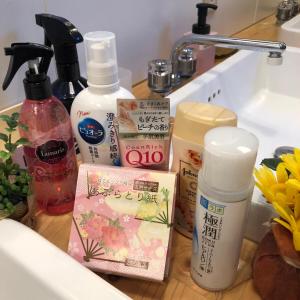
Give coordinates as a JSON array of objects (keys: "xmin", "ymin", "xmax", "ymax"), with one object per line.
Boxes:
[{"xmin": 0, "ymin": 0, "xmax": 278, "ymax": 110}]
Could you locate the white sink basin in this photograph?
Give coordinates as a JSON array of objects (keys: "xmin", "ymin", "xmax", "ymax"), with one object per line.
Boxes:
[
  {"xmin": 169, "ymin": 47, "xmax": 300, "ymax": 242},
  {"xmin": 0, "ymin": 219, "xmax": 131, "ymax": 300},
  {"xmin": 279, "ymin": 14, "xmax": 300, "ymax": 47}
]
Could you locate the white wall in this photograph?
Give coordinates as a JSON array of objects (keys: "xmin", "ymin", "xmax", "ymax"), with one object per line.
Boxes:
[{"xmin": 0, "ymin": 0, "xmax": 278, "ymax": 110}]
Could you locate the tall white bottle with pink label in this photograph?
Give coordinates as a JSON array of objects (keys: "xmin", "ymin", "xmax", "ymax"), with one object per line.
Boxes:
[{"xmin": 71, "ymin": 31, "xmax": 134, "ymax": 166}]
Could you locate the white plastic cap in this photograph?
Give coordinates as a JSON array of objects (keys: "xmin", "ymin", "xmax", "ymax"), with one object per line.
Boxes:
[
  {"xmin": 201, "ymin": 127, "xmax": 259, "ymax": 192},
  {"xmin": 84, "ymin": 31, "xmax": 119, "ymax": 87}
]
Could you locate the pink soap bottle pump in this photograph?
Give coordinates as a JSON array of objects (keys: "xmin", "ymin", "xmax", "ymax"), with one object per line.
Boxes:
[{"xmin": 2, "ymin": 43, "xmax": 78, "ymax": 215}]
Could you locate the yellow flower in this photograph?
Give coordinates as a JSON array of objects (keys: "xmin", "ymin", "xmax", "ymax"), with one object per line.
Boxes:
[
  {"xmin": 281, "ymin": 152, "xmax": 300, "ymax": 180},
  {"xmin": 254, "ymin": 148, "xmax": 300, "ymax": 251},
  {"xmin": 272, "ymin": 201, "xmax": 300, "ymax": 251}
]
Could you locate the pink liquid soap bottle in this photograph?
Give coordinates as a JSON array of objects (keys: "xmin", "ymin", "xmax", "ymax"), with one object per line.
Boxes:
[
  {"xmin": 184, "ymin": 3, "xmax": 218, "ymax": 75},
  {"xmin": 2, "ymin": 43, "xmax": 78, "ymax": 215}
]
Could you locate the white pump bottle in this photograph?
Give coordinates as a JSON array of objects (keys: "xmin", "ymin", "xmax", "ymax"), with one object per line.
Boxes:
[{"xmin": 71, "ymin": 31, "xmax": 134, "ymax": 165}]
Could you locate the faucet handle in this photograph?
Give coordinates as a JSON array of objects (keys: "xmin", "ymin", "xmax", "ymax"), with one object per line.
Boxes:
[
  {"xmin": 148, "ymin": 59, "xmax": 172, "ymax": 93},
  {"xmin": 178, "ymin": 47, "xmax": 196, "ymax": 78},
  {"xmin": 276, "ymin": 0, "xmax": 294, "ymax": 22}
]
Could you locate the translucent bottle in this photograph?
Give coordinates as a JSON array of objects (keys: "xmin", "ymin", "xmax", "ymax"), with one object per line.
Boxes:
[
  {"xmin": 2, "ymin": 43, "xmax": 78, "ymax": 215},
  {"xmin": 19, "ymin": 97, "xmax": 78, "ymax": 214},
  {"xmin": 191, "ymin": 127, "xmax": 259, "ymax": 290}
]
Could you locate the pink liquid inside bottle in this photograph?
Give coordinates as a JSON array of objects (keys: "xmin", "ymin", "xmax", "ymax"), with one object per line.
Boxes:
[{"xmin": 19, "ymin": 96, "xmax": 78, "ymax": 215}]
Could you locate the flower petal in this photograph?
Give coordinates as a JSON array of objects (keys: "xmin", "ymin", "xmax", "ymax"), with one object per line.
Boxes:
[
  {"xmin": 281, "ymin": 154, "xmax": 300, "ymax": 180},
  {"xmin": 295, "ymin": 195, "xmax": 300, "ymax": 220},
  {"xmin": 255, "ymin": 181, "xmax": 275, "ymax": 203},
  {"xmin": 273, "ymin": 217, "xmax": 292, "ymax": 232},
  {"xmin": 294, "ymin": 148, "xmax": 300, "ymax": 164},
  {"xmin": 272, "ymin": 201, "xmax": 293, "ymax": 224},
  {"xmin": 276, "ymin": 163, "xmax": 289, "ymax": 183}
]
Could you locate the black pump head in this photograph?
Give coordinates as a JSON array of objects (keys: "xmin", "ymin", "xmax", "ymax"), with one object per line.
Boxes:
[
  {"xmin": 192, "ymin": 3, "xmax": 218, "ymax": 35},
  {"xmin": 2, "ymin": 43, "xmax": 53, "ymax": 100}
]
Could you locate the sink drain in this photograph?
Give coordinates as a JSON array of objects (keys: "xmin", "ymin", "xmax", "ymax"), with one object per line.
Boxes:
[{"xmin": 274, "ymin": 146, "xmax": 295, "ymax": 158}]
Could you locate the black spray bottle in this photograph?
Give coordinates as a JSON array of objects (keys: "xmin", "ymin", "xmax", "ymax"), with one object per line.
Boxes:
[{"xmin": 35, "ymin": 14, "xmax": 87, "ymax": 114}]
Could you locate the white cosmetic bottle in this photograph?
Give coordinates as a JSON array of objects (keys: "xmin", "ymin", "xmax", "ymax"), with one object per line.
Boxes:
[
  {"xmin": 71, "ymin": 31, "xmax": 134, "ymax": 165},
  {"xmin": 191, "ymin": 127, "xmax": 259, "ymax": 291}
]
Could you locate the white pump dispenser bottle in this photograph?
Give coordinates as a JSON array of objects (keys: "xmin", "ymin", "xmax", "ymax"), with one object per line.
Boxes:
[{"xmin": 71, "ymin": 31, "xmax": 134, "ymax": 165}]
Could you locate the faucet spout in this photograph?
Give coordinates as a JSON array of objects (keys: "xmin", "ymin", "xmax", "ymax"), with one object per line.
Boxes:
[
  {"xmin": 147, "ymin": 33, "xmax": 286, "ymax": 94},
  {"xmin": 171, "ymin": 34, "xmax": 286, "ymax": 75}
]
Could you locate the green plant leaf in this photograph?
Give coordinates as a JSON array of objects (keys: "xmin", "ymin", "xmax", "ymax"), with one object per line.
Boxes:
[
  {"xmin": 0, "ymin": 151, "xmax": 11, "ymax": 162},
  {"xmin": 5, "ymin": 144, "xmax": 16, "ymax": 152},
  {"xmin": 11, "ymin": 112, "xmax": 19, "ymax": 121},
  {"xmin": 261, "ymin": 158, "xmax": 282, "ymax": 171},
  {"xmin": 6, "ymin": 120, "xmax": 17, "ymax": 129},
  {"xmin": 18, "ymin": 123, "xmax": 28, "ymax": 131},
  {"xmin": 15, "ymin": 137, "xmax": 29, "ymax": 146},
  {"xmin": 0, "ymin": 115, "xmax": 11, "ymax": 123},
  {"xmin": 0, "ymin": 133, "xmax": 8, "ymax": 143},
  {"xmin": 5, "ymin": 128, "xmax": 14, "ymax": 133}
]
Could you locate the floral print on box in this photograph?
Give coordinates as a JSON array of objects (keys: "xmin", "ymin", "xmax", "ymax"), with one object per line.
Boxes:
[{"xmin": 68, "ymin": 164, "xmax": 177, "ymax": 281}]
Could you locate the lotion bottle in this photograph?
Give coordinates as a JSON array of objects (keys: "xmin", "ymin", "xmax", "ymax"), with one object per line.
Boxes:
[
  {"xmin": 2, "ymin": 43, "xmax": 78, "ymax": 215},
  {"xmin": 191, "ymin": 127, "xmax": 258, "ymax": 290},
  {"xmin": 71, "ymin": 31, "xmax": 134, "ymax": 165},
  {"xmin": 171, "ymin": 102, "xmax": 237, "ymax": 238}
]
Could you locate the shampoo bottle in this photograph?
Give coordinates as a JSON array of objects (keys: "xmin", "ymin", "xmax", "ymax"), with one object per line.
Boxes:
[
  {"xmin": 35, "ymin": 14, "xmax": 87, "ymax": 114},
  {"xmin": 191, "ymin": 127, "xmax": 258, "ymax": 290},
  {"xmin": 71, "ymin": 31, "xmax": 134, "ymax": 165},
  {"xmin": 2, "ymin": 43, "xmax": 78, "ymax": 215}
]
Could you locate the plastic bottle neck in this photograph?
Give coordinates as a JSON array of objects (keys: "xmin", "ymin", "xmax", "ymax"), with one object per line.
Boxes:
[
  {"xmin": 198, "ymin": 171, "xmax": 254, "ymax": 203},
  {"xmin": 56, "ymin": 62, "xmax": 81, "ymax": 81},
  {"xmin": 87, "ymin": 81, "xmax": 120, "ymax": 94},
  {"xmin": 24, "ymin": 73, "xmax": 52, "ymax": 100}
]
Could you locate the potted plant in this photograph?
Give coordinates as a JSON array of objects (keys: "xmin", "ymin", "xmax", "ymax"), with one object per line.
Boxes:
[{"xmin": 0, "ymin": 112, "xmax": 33, "ymax": 226}]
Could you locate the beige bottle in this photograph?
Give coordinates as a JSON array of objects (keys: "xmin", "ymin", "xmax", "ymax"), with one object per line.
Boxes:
[{"xmin": 171, "ymin": 102, "xmax": 237, "ymax": 238}]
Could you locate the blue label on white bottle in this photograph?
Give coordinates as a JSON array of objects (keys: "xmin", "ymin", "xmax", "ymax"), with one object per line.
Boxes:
[{"xmin": 78, "ymin": 118, "xmax": 105, "ymax": 145}]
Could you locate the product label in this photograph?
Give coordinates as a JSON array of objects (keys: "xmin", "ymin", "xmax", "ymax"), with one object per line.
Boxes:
[
  {"xmin": 77, "ymin": 113, "xmax": 120, "ymax": 166},
  {"xmin": 78, "ymin": 117, "xmax": 105, "ymax": 145},
  {"xmin": 23, "ymin": 137, "xmax": 77, "ymax": 182},
  {"xmin": 174, "ymin": 149, "xmax": 202, "ymax": 237},
  {"xmin": 119, "ymin": 136, "xmax": 169, "ymax": 170},
  {"xmin": 191, "ymin": 192, "xmax": 249, "ymax": 288},
  {"xmin": 117, "ymin": 99, "xmax": 170, "ymax": 134},
  {"xmin": 35, "ymin": 139, "xmax": 68, "ymax": 164}
]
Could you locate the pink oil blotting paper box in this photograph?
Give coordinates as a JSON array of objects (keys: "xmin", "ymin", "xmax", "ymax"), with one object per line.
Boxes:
[{"xmin": 68, "ymin": 164, "xmax": 177, "ymax": 281}]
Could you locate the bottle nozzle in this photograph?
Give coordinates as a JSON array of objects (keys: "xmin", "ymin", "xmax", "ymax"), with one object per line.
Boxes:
[
  {"xmin": 84, "ymin": 31, "xmax": 119, "ymax": 87},
  {"xmin": 192, "ymin": 3, "xmax": 218, "ymax": 34},
  {"xmin": 2, "ymin": 43, "xmax": 53, "ymax": 90}
]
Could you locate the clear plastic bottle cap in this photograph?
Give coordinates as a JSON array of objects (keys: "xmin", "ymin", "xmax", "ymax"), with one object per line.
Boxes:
[
  {"xmin": 202, "ymin": 126, "xmax": 259, "ymax": 192},
  {"xmin": 84, "ymin": 31, "xmax": 119, "ymax": 87}
]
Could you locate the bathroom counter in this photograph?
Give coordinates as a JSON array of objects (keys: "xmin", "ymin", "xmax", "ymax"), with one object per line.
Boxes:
[{"xmin": 35, "ymin": 14, "xmax": 279, "ymax": 299}]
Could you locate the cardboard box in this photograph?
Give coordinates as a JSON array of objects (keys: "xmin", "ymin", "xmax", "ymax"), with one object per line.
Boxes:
[{"xmin": 68, "ymin": 164, "xmax": 177, "ymax": 281}]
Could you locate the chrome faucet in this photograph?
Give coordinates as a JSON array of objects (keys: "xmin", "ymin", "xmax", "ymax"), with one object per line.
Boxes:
[{"xmin": 148, "ymin": 34, "xmax": 286, "ymax": 94}]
